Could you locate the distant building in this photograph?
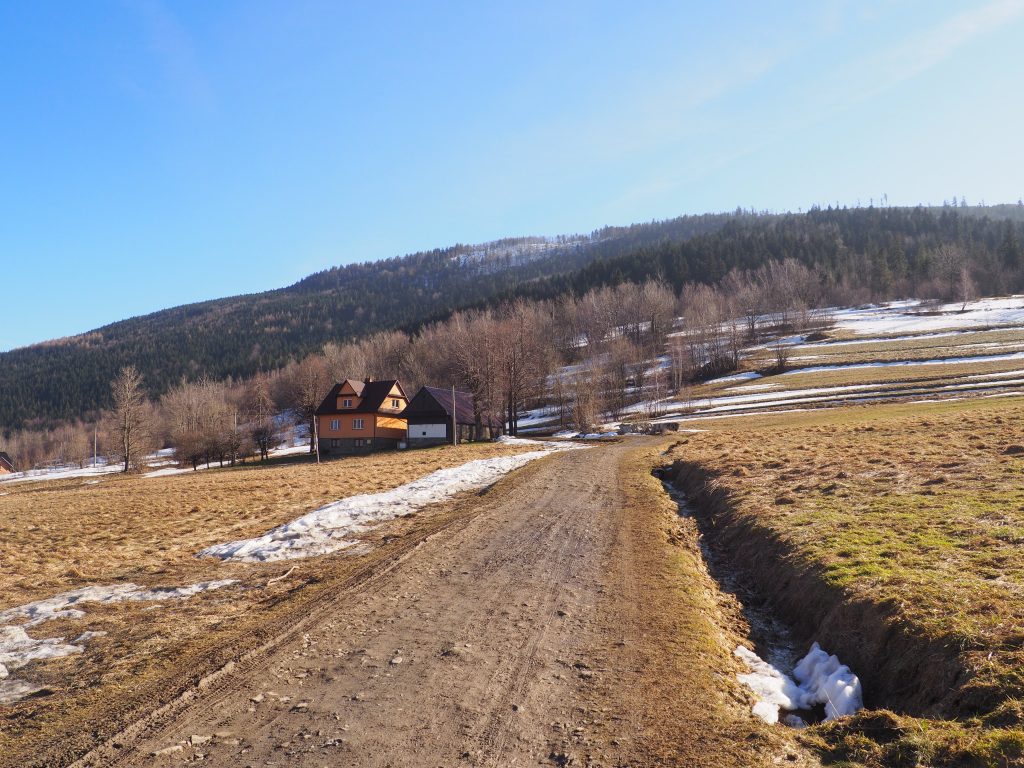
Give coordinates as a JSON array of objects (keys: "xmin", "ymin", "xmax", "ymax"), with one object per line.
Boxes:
[
  {"xmin": 315, "ymin": 378, "xmax": 409, "ymax": 455},
  {"xmin": 401, "ymin": 386, "xmax": 501, "ymax": 447},
  {"xmin": 0, "ymin": 452, "xmax": 14, "ymax": 474}
]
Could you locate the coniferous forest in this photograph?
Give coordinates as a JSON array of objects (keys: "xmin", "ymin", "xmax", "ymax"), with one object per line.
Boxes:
[{"xmin": 2, "ymin": 204, "xmax": 1023, "ymax": 431}]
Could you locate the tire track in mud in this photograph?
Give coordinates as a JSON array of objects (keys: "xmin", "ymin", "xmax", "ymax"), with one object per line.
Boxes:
[
  {"xmin": 62, "ymin": 485, "xmax": 500, "ymax": 768},
  {"xmin": 52, "ymin": 441, "xmax": 813, "ymax": 768}
]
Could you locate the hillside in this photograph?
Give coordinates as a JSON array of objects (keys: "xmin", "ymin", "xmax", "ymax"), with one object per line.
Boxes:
[
  {"xmin": 2, "ymin": 204, "xmax": 1023, "ymax": 431},
  {"xmin": 0, "ymin": 213, "xmax": 734, "ymax": 429}
]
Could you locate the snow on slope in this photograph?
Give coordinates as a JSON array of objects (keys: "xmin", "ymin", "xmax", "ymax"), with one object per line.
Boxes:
[
  {"xmin": 200, "ymin": 439, "xmax": 584, "ymax": 563},
  {"xmin": 0, "ymin": 581, "xmax": 238, "ymax": 627},
  {"xmin": 1, "ymin": 442, "xmax": 313, "ymax": 485},
  {"xmin": 780, "ymin": 350, "xmax": 1024, "ymax": 376},
  {"xmin": 834, "ymin": 297, "xmax": 1024, "ymax": 336},
  {"xmin": 0, "ymin": 462, "xmax": 124, "ymax": 485},
  {"xmin": 0, "ymin": 580, "xmax": 236, "ymax": 704}
]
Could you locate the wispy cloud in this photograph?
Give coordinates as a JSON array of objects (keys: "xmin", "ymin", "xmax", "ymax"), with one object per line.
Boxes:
[
  {"xmin": 832, "ymin": 0, "xmax": 1024, "ymax": 107},
  {"xmin": 606, "ymin": 0, "xmax": 1024, "ymax": 214},
  {"xmin": 124, "ymin": 0, "xmax": 215, "ymax": 111}
]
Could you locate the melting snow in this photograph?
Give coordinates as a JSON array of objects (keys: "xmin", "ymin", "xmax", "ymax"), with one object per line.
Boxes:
[
  {"xmin": 798, "ymin": 329, "xmax": 974, "ymax": 349},
  {"xmin": 707, "ymin": 371, "xmax": 764, "ymax": 384},
  {"xmin": 782, "ymin": 350, "xmax": 1024, "ymax": 376},
  {"xmin": 834, "ymin": 297, "xmax": 1024, "ymax": 336},
  {"xmin": 967, "ymin": 368, "xmax": 1024, "ymax": 380},
  {"xmin": 200, "ymin": 441, "xmax": 583, "ymax": 563},
  {"xmin": 735, "ymin": 642, "xmax": 863, "ymax": 724},
  {"xmin": 0, "ymin": 580, "xmax": 236, "ymax": 705},
  {"xmin": 1, "ymin": 442, "xmax": 316, "ymax": 485},
  {"xmin": 0, "ymin": 581, "xmax": 238, "ymax": 628}
]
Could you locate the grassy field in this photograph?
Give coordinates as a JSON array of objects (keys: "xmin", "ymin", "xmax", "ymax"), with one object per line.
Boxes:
[
  {"xmin": 642, "ymin": 327, "xmax": 1024, "ymax": 424},
  {"xmin": 665, "ymin": 396, "xmax": 1024, "ymax": 766},
  {"xmin": 0, "ymin": 441, "xmax": 534, "ymax": 762},
  {"xmin": 745, "ymin": 327, "xmax": 1024, "ymax": 369},
  {"xmin": 0, "ymin": 441, "xmax": 535, "ymax": 605}
]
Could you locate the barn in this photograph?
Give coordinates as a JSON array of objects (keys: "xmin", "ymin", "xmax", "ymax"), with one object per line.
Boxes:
[
  {"xmin": 400, "ymin": 386, "xmax": 501, "ymax": 447},
  {"xmin": 0, "ymin": 452, "xmax": 14, "ymax": 474}
]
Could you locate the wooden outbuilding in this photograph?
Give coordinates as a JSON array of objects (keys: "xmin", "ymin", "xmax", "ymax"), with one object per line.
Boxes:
[
  {"xmin": 400, "ymin": 386, "xmax": 501, "ymax": 447},
  {"xmin": 0, "ymin": 452, "xmax": 14, "ymax": 474}
]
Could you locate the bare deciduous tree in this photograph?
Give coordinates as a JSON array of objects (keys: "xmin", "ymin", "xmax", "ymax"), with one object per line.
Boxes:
[
  {"xmin": 281, "ymin": 356, "xmax": 331, "ymax": 453},
  {"xmin": 245, "ymin": 372, "xmax": 277, "ymax": 461},
  {"xmin": 109, "ymin": 366, "xmax": 151, "ymax": 472}
]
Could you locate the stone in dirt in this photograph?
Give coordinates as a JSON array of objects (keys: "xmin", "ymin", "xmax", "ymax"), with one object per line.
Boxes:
[{"xmin": 151, "ymin": 744, "xmax": 184, "ymax": 756}]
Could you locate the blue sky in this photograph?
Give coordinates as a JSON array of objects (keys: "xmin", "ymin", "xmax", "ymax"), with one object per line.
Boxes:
[{"xmin": 2, "ymin": 0, "xmax": 1023, "ymax": 351}]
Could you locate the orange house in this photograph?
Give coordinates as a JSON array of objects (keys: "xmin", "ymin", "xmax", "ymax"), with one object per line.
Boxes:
[
  {"xmin": 314, "ymin": 378, "xmax": 410, "ymax": 455},
  {"xmin": 0, "ymin": 451, "xmax": 12, "ymax": 474}
]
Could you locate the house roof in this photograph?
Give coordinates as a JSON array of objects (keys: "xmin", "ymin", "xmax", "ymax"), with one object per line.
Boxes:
[
  {"xmin": 402, "ymin": 386, "xmax": 500, "ymax": 428},
  {"xmin": 315, "ymin": 379, "xmax": 407, "ymax": 416},
  {"xmin": 0, "ymin": 451, "xmax": 13, "ymax": 470}
]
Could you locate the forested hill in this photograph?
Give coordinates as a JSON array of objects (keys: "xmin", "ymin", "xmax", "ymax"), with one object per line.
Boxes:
[
  {"xmin": 3, "ymin": 204, "xmax": 1023, "ymax": 430},
  {"xmin": 0, "ymin": 212, "xmax": 734, "ymax": 429}
]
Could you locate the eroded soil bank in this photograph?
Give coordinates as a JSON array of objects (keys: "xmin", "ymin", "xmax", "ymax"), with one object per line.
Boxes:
[{"xmin": 663, "ymin": 458, "xmax": 967, "ymax": 720}]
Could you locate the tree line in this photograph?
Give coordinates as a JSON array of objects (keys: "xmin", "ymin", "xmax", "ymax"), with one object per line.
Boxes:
[
  {"xmin": 1, "ymin": 257, "xmax": 838, "ymax": 472},
  {"xmin": 5, "ymin": 205, "xmax": 1021, "ymax": 431}
]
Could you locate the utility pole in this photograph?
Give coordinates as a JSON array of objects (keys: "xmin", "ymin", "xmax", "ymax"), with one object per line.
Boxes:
[
  {"xmin": 93, "ymin": 425, "xmax": 98, "ymax": 468},
  {"xmin": 452, "ymin": 384, "xmax": 458, "ymax": 447}
]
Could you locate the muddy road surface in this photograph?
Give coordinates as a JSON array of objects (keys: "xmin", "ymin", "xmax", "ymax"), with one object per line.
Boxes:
[{"xmin": 76, "ymin": 441, "xmax": 807, "ymax": 767}]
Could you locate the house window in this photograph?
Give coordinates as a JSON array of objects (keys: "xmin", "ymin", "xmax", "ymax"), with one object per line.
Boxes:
[
  {"xmin": 391, "ymin": 398, "xmax": 400, "ymax": 408},
  {"xmin": 343, "ymin": 399, "xmax": 353, "ymax": 408},
  {"xmin": 353, "ymin": 418, "xmax": 365, "ymax": 430},
  {"xmin": 330, "ymin": 419, "xmax": 339, "ymax": 431}
]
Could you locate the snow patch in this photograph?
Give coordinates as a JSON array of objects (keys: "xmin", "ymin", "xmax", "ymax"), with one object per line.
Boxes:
[
  {"xmin": 706, "ymin": 371, "xmax": 763, "ymax": 384},
  {"xmin": 143, "ymin": 467, "xmax": 192, "ymax": 478},
  {"xmin": 0, "ymin": 580, "xmax": 238, "ymax": 628},
  {"xmin": 833, "ymin": 296, "xmax": 1024, "ymax": 336},
  {"xmin": 0, "ymin": 580, "xmax": 236, "ymax": 705},
  {"xmin": 783, "ymin": 350, "xmax": 1024, "ymax": 376},
  {"xmin": 200, "ymin": 442, "xmax": 583, "ymax": 563},
  {"xmin": 735, "ymin": 642, "xmax": 863, "ymax": 724},
  {"xmin": 0, "ymin": 625, "xmax": 83, "ymax": 678}
]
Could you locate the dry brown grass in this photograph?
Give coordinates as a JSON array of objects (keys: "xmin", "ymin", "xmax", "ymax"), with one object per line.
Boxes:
[
  {"xmin": 0, "ymin": 441, "xmax": 536, "ymax": 763},
  {"xmin": 676, "ymin": 327, "xmax": 1024, "ymax": 406},
  {"xmin": 679, "ymin": 358, "xmax": 1024, "ymax": 410},
  {"xmin": 775, "ymin": 356, "xmax": 1024, "ymax": 390},
  {"xmin": 0, "ymin": 441, "xmax": 531, "ymax": 607},
  {"xmin": 747, "ymin": 327, "xmax": 1024, "ymax": 367}
]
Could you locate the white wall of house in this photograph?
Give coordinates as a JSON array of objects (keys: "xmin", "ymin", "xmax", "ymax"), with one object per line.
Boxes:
[{"xmin": 409, "ymin": 423, "xmax": 447, "ymax": 439}]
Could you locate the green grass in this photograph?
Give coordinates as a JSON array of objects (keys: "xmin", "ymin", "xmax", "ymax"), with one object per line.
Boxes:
[{"xmin": 666, "ymin": 397, "xmax": 1024, "ymax": 766}]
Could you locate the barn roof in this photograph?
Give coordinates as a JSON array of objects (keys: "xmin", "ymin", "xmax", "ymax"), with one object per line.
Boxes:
[
  {"xmin": 315, "ymin": 379, "xmax": 407, "ymax": 416},
  {"xmin": 0, "ymin": 451, "xmax": 13, "ymax": 471},
  {"xmin": 402, "ymin": 386, "xmax": 500, "ymax": 428}
]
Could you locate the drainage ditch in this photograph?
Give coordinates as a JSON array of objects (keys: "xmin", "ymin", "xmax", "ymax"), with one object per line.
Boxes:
[
  {"xmin": 657, "ymin": 458, "xmax": 975, "ymax": 725},
  {"xmin": 654, "ymin": 465, "xmax": 862, "ymax": 727}
]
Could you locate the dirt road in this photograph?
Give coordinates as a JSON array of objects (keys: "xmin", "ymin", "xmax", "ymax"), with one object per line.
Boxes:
[{"xmin": 79, "ymin": 441, "xmax": 806, "ymax": 767}]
